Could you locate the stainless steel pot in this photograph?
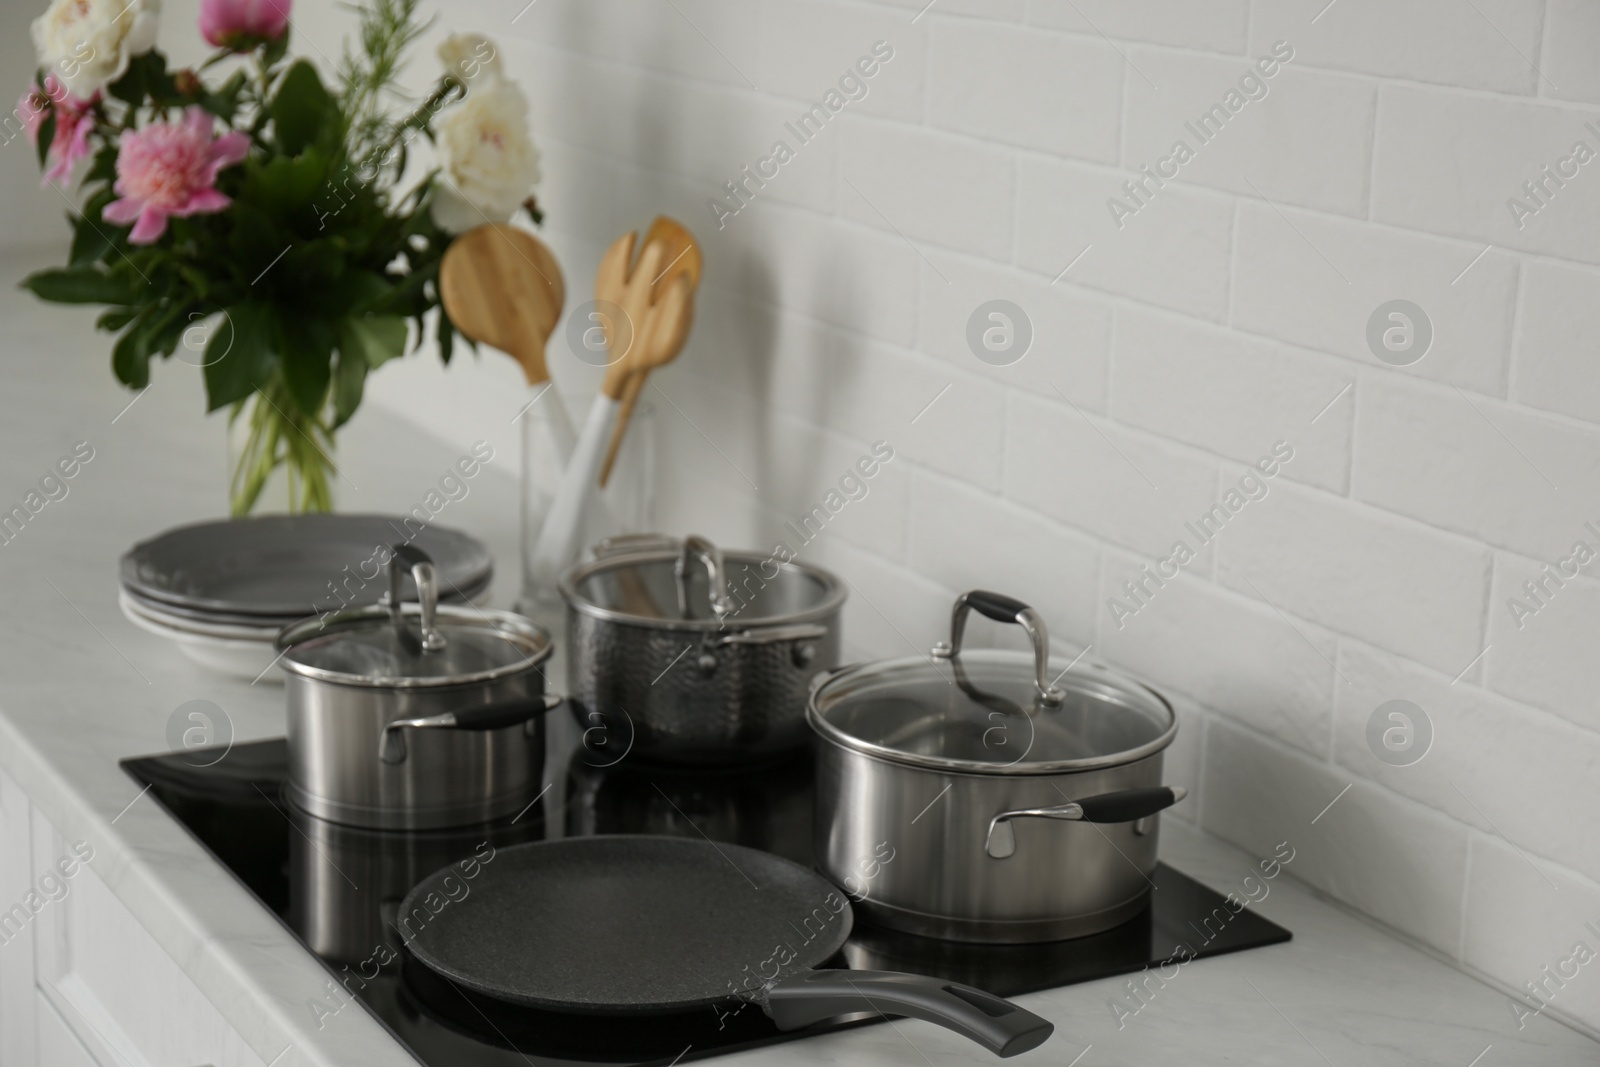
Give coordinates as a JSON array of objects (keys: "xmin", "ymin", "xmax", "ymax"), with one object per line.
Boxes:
[
  {"xmin": 560, "ymin": 534, "xmax": 845, "ymax": 766},
  {"xmin": 808, "ymin": 590, "xmax": 1185, "ymax": 943},
  {"xmin": 277, "ymin": 544, "xmax": 558, "ymax": 830}
]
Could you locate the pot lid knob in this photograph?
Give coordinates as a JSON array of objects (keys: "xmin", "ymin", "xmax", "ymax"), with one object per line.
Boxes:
[
  {"xmin": 932, "ymin": 591, "xmax": 1065, "ymax": 705},
  {"xmin": 387, "ymin": 543, "xmax": 448, "ymax": 654}
]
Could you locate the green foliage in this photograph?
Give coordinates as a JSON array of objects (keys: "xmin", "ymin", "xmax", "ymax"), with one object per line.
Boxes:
[
  {"xmin": 22, "ymin": 268, "xmax": 135, "ymax": 304},
  {"xmin": 20, "ymin": 0, "xmax": 540, "ymax": 515},
  {"xmin": 35, "ymin": 110, "xmax": 55, "ymax": 170},
  {"xmin": 271, "ymin": 61, "xmax": 336, "ymax": 157}
]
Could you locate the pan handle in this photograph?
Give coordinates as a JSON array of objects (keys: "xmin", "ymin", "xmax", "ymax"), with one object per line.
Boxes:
[
  {"xmin": 986, "ymin": 787, "xmax": 1188, "ymax": 859},
  {"xmin": 762, "ymin": 969, "xmax": 1053, "ymax": 1058},
  {"xmin": 379, "ymin": 695, "xmax": 563, "ymax": 764}
]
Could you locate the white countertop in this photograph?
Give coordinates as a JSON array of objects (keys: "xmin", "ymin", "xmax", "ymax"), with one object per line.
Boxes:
[{"xmin": 1, "ymin": 249, "xmax": 1595, "ymax": 1066}]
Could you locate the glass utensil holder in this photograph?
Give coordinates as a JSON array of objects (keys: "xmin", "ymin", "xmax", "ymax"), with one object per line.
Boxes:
[{"xmin": 517, "ymin": 400, "xmax": 655, "ymax": 614}]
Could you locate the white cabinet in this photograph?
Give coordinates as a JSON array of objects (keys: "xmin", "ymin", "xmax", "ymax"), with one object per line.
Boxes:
[{"xmin": 0, "ymin": 767, "xmax": 265, "ymax": 1067}]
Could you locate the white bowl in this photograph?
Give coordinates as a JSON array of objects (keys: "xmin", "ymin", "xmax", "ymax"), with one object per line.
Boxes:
[{"xmin": 119, "ymin": 591, "xmax": 285, "ymax": 683}]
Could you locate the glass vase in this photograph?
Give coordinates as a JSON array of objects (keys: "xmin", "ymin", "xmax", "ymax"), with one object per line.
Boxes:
[{"xmin": 226, "ymin": 383, "xmax": 339, "ymax": 516}]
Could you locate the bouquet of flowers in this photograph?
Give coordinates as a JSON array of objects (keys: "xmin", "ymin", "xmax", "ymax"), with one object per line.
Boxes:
[{"xmin": 18, "ymin": 0, "xmax": 543, "ymax": 514}]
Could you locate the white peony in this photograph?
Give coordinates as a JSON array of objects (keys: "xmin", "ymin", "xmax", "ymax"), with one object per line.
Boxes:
[
  {"xmin": 32, "ymin": 0, "xmax": 161, "ymax": 99},
  {"xmin": 430, "ymin": 77, "xmax": 541, "ymax": 234},
  {"xmin": 437, "ymin": 32, "xmax": 500, "ymax": 86}
]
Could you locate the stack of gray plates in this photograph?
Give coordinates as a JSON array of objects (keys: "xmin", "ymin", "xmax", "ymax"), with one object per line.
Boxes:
[{"xmin": 119, "ymin": 515, "xmax": 493, "ymax": 681}]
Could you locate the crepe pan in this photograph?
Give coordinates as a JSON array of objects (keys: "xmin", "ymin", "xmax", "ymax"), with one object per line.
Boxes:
[{"xmin": 396, "ymin": 835, "xmax": 1054, "ymax": 1058}]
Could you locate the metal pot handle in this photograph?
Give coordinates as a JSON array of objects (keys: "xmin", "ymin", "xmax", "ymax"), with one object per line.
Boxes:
[
  {"xmin": 932, "ymin": 591, "xmax": 1064, "ymax": 705},
  {"xmin": 587, "ymin": 533, "xmax": 736, "ymax": 620},
  {"xmin": 379, "ymin": 694, "xmax": 563, "ymax": 764},
  {"xmin": 709, "ymin": 622, "xmax": 828, "ymax": 647},
  {"xmin": 590, "ymin": 532, "xmax": 681, "ymax": 559},
  {"xmin": 676, "ymin": 534, "xmax": 734, "ymax": 619},
  {"xmin": 985, "ymin": 787, "xmax": 1188, "ymax": 859},
  {"xmin": 387, "ymin": 543, "xmax": 446, "ymax": 654}
]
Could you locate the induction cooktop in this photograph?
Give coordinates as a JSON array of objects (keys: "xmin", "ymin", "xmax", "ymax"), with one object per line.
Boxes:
[{"xmin": 122, "ymin": 722, "xmax": 1290, "ymax": 1065}]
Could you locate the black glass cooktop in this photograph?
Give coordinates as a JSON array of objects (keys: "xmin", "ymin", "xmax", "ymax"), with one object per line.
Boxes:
[{"xmin": 122, "ymin": 724, "xmax": 1289, "ymax": 1065}]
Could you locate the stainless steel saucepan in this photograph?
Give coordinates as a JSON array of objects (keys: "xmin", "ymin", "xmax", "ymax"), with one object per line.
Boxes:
[
  {"xmin": 277, "ymin": 544, "xmax": 559, "ymax": 830},
  {"xmin": 560, "ymin": 534, "xmax": 846, "ymax": 766},
  {"xmin": 808, "ymin": 590, "xmax": 1186, "ymax": 943}
]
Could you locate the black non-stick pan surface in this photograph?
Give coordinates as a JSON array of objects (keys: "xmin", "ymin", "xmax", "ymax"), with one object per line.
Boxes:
[{"xmin": 398, "ymin": 835, "xmax": 1054, "ymax": 1058}]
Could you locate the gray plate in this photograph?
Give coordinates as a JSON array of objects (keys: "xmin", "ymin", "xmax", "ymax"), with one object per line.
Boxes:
[
  {"xmin": 121, "ymin": 514, "xmax": 493, "ymax": 618},
  {"xmin": 119, "ymin": 574, "xmax": 492, "ymax": 628}
]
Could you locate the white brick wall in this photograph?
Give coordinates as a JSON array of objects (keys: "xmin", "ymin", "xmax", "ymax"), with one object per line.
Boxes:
[{"xmin": 309, "ymin": 0, "xmax": 1600, "ymax": 1037}]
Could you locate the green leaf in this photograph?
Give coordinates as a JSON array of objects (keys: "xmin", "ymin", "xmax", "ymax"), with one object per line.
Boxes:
[
  {"xmin": 22, "ymin": 268, "xmax": 137, "ymax": 305},
  {"xmin": 436, "ymin": 304, "xmax": 455, "ymax": 365},
  {"xmin": 69, "ymin": 196, "xmax": 116, "ymax": 268},
  {"xmin": 320, "ymin": 269, "xmax": 389, "ymax": 317},
  {"xmin": 247, "ymin": 149, "xmax": 329, "ymax": 221},
  {"xmin": 108, "ymin": 51, "xmax": 167, "ymax": 108},
  {"xmin": 271, "ymin": 60, "xmax": 334, "ymax": 157},
  {"xmin": 370, "ymin": 259, "xmax": 435, "ymax": 315},
  {"xmin": 203, "ymin": 303, "xmax": 279, "ymax": 411},
  {"xmin": 36, "ymin": 109, "xmax": 55, "ymax": 171},
  {"xmin": 200, "ymin": 70, "xmax": 249, "ymax": 123},
  {"xmin": 111, "ymin": 322, "xmax": 152, "ymax": 388},
  {"xmin": 278, "ymin": 314, "xmax": 336, "ymax": 416},
  {"xmin": 341, "ymin": 314, "xmax": 407, "ymax": 369},
  {"xmin": 97, "ymin": 308, "xmax": 137, "ymax": 332},
  {"xmin": 86, "ymin": 143, "xmax": 117, "ymax": 184},
  {"xmin": 263, "ymin": 29, "xmax": 290, "ymax": 68},
  {"xmin": 228, "ymin": 201, "xmax": 282, "ymax": 273},
  {"xmin": 330, "ymin": 347, "xmax": 366, "ymax": 429}
]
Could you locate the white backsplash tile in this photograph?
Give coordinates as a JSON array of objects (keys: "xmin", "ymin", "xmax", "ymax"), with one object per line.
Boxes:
[{"xmin": 1203, "ymin": 720, "xmax": 1470, "ymax": 956}]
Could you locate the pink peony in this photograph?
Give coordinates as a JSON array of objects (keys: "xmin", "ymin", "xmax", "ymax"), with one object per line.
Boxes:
[
  {"xmin": 18, "ymin": 74, "xmax": 100, "ymax": 185},
  {"xmin": 199, "ymin": 0, "xmax": 292, "ymax": 50},
  {"xmin": 103, "ymin": 108, "xmax": 251, "ymax": 244}
]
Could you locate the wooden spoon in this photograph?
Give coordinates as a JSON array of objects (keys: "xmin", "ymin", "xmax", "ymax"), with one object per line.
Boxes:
[
  {"xmin": 440, "ymin": 223, "xmax": 575, "ymax": 455},
  {"xmin": 598, "ymin": 217, "xmax": 702, "ymax": 486}
]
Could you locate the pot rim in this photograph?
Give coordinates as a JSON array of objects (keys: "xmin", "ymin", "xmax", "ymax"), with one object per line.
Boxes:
[
  {"xmin": 806, "ymin": 654, "xmax": 1178, "ymax": 776},
  {"xmin": 558, "ymin": 546, "xmax": 847, "ymax": 632},
  {"xmin": 275, "ymin": 603, "xmax": 552, "ymax": 689}
]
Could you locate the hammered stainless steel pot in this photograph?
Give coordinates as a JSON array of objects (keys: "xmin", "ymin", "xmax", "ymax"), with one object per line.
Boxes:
[
  {"xmin": 560, "ymin": 534, "xmax": 845, "ymax": 765},
  {"xmin": 808, "ymin": 590, "xmax": 1185, "ymax": 944},
  {"xmin": 277, "ymin": 544, "xmax": 559, "ymax": 830}
]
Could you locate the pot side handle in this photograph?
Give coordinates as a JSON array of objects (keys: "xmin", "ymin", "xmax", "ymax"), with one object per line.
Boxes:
[
  {"xmin": 986, "ymin": 787, "xmax": 1188, "ymax": 859},
  {"xmin": 762, "ymin": 969, "xmax": 1053, "ymax": 1058},
  {"xmin": 711, "ymin": 622, "xmax": 829, "ymax": 647},
  {"xmin": 379, "ymin": 695, "xmax": 563, "ymax": 764}
]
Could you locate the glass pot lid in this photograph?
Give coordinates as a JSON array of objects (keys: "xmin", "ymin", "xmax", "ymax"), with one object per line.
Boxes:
[
  {"xmin": 276, "ymin": 545, "xmax": 550, "ymax": 688},
  {"xmin": 559, "ymin": 534, "xmax": 845, "ymax": 630},
  {"xmin": 808, "ymin": 592, "xmax": 1175, "ymax": 775}
]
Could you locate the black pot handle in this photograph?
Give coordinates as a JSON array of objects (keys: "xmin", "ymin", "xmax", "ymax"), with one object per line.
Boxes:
[
  {"xmin": 986, "ymin": 787, "xmax": 1188, "ymax": 859},
  {"xmin": 762, "ymin": 969, "xmax": 1053, "ymax": 1058},
  {"xmin": 451, "ymin": 698, "xmax": 562, "ymax": 730},
  {"xmin": 964, "ymin": 591, "xmax": 1030, "ymax": 623},
  {"xmin": 379, "ymin": 695, "xmax": 562, "ymax": 764},
  {"xmin": 1072, "ymin": 786, "xmax": 1186, "ymax": 823}
]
